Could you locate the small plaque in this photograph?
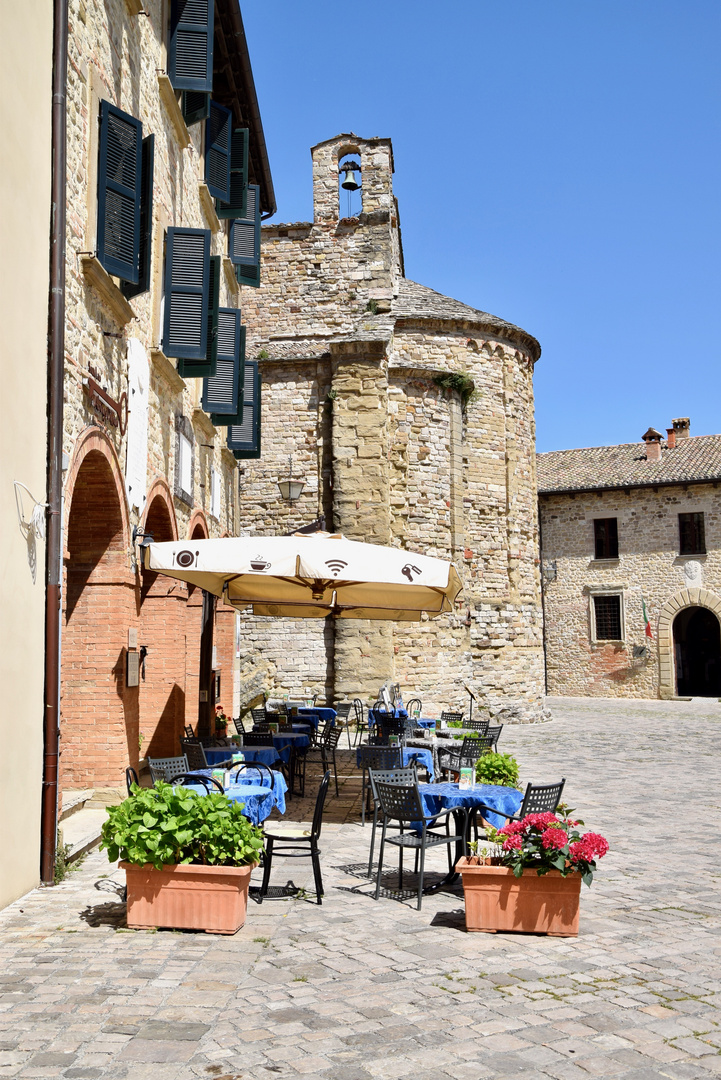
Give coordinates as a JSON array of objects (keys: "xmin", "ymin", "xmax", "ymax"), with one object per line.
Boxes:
[{"xmin": 126, "ymin": 651, "xmax": 139, "ymax": 687}]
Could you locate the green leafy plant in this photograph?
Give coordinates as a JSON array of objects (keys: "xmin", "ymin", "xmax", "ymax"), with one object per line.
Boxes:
[
  {"xmin": 257, "ymin": 348, "xmax": 269, "ymax": 359},
  {"xmin": 365, "ymin": 299, "xmax": 379, "ymax": 314},
  {"xmin": 474, "ymin": 752, "xmax": 520, "ymax": 789},
  {"xmin": 100, "ymin": 782, "xmax": 264, "ymax": 870},
  {"xmin": 486, "ymin": 805, "xmax": 609, "ymax": 886},
  {"xmin": 433, "ymin": 372, "xmax": 476, "ymax": 409}
]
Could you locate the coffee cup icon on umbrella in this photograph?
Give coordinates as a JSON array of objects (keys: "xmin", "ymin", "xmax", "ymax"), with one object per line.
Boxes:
[{"xmin": 250, "ymin": 555, "xmax": 271, "ymax": 571}]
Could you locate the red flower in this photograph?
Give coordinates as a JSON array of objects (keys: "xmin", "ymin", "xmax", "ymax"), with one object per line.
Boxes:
[
  {"xmin": 502, "ymin": 834, "xmax": 522, "ymax": 851},
  {"xmin": 499, "ymin": 820, "xmax": 524, "ymax": 836},
  {"xmin": 541, "ymin": 827, "xmax": 568, "ymax": 850},
  {"xmin": 569, "ymin": 833, "xmax": 609, "ymax": 863},
  {"xmin": 522, "ymin": 812, "xmax": 559, "ymax": 830}
]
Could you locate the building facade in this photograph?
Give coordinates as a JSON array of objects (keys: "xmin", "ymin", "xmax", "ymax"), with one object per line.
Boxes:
[
  {"xmin": 238, "ymin": 134, "xmax": 547, "ymax": 722},
  {"xmin": 59, "ymin": 0, "xmax": 272, "ymax": 807},
  {"xmin": 538, "ymin": 419, "xmax": 721, "ymax": 699},
  {"xmin": 0, "ymin": 2, "xmax": 54, "ymax": 908}
]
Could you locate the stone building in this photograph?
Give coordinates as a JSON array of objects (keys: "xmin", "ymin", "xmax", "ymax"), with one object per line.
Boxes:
[
  {"xmin": 238, "ymin": 133, "xmax": 547, "ymax": 721},
  {"xmin": 538, "ymin": 418, "xmax": 721, "ymax": 699},
  {"xmin": 58, "ymin": 0, "xmax": 273, "ymax": 806},
  {"xmin": 0, "ymin": 1, "xmax": 53, "ymax": 908}
]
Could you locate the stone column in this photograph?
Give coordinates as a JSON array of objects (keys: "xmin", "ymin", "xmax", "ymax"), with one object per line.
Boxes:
[{"xmin": 329, "ymin": 340, "xmax": 394, "ymax": 700}]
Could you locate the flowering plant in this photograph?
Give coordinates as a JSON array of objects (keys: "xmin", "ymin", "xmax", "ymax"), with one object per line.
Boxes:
[
  {"xmin": 486, "ymin": 804, "xmax": 609, "ymax": 886},
  {"xmin": 214, "ymin": 704, "xmax": 228, "ymax": 728}
]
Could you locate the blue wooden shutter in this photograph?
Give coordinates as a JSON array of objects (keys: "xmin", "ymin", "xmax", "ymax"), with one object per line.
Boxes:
[
  {"xmin": 210, "ymin": 326, "xmax": 245, "ymax": 425},
  {"xmin": 177, "ymin": 254, "xmax": 219, "ymax": 377},
  {"xmin": 168, "ymin": 0, "xmax": 214, "ymax": 92},
  {"xmin": 97, "ymin": 100, "xmax": 142, "ymax": 282},
  {"xmin": 227, "ymin": 359, "xmax": 260, "ymax": 459},
  {"xmin": 162, "ymin": 227, "xmax": 210, "ymax": 361},
  {"xmin": 121, "ymin": 134, "xmax": 154, "ymax": 299},
  {"xmin": 229, "ymin": 183, "xmax": 260, "ymax": 288},
  {"xmin": 205, "ymin": 101, "xmax": 232, "ymax": 202},
  {"xmin": 202, "ymin": 308, "xmax": 241, "ymax": 416},
  {"xmin": 216, "ymin": 128, "xmax": 248, "ymax": 218},
  {"xmin": 182, "ymin": 90, "xmax": 210, "ymax": 126}
]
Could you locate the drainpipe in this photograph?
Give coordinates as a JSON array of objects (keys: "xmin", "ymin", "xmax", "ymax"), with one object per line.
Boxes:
[{"xmin": 41, "ymin": 0, "xmax": 68, "ymax": 884}]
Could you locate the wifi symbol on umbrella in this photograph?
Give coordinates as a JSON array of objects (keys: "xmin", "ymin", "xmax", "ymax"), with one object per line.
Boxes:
[{"xmin": 325, "ymin": 559, "xmax": 348, "ymax": 577}]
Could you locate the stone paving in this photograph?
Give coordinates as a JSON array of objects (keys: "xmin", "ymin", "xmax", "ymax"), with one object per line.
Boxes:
[{"xmin": 2, "ymin": 697, "xmax": 721, "ymax": 1079}]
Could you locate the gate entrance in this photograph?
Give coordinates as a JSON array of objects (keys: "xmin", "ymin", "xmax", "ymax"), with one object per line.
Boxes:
[{"xmin": 674, "ymin": 606, "xmax": 721, "ymax": 697}]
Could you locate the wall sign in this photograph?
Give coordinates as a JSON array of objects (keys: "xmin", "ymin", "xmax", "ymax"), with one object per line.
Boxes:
[{"xmin": 83, "ymin": 373, "xmax": 128, "ymax": 435}]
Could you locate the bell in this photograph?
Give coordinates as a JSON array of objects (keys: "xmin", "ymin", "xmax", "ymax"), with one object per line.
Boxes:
[{"xmin": 341, "ymin": 168, "xmax": 360, "ymax": 192}]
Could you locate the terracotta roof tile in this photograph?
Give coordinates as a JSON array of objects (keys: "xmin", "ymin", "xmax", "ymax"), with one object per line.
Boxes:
[{"xmin": 537, "ymin": 435, "xmax": 721, "ymax": 494}]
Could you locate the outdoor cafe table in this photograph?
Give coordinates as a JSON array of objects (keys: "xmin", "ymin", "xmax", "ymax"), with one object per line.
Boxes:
[
  {"xmin": 355, "ymin": 745, "xmax": 435, "ymax": 783},
  {"xmin": 406, "ymin": 734, "xmax": 483, "ymax": 776},
  {"xmin": 183, "ymin": 775, "xmax": 286, "ymax": 825},
  {"xmin": 297, "ymin": 707, "xmax": 336, "ymax": 727},
  {"xmin": 414, "ymin": 781, "xmax": 523, "ymax": 890},
  {"xmin": 204, "ymin": 744, "xmax": 282, "ymax": 768},
  {"xmin": 367, "ymin": 709, "xmax": 435, "ymax": 730}
]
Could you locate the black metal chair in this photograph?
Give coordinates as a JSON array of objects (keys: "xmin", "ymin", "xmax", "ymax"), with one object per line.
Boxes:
[
  {"xmin": 233, "ymin": 715, "xmax": 246, "ymax": 735},
  {"xmin": 377, "ymin": 716, "xmax": 406, "ymax": 743},
  {"xmin": 243, "ymin": 731, "xmax": 274, "ymax": 746},
  {"xmin": 366, "ymin": 766, "xmax": 417, "ymax": 877},
  {"xmin": 180, "ymin": 739, "xmax": 214, "ymax": 771},
  {"xmin": 184, "ymin": 725, "xmax": 195, "ymax": 738},
  {"xmin": 125, "ymin": 767, "xmax": 139, "ymax": 795},
  {"xmin": 357, "ymin": 745, "xmax": 403, "ymax": 824},
  {"xmin": 251, "ymin": 707, "xmax": 268, "ymax": 726},
  {"xmin": 149, "ymin": 754, "xmax": 189, "ymax": 783},
  {"xmin": 334, "ymin": 702, "xmax": 354, "ymax": 748},
  {"xmin": 406, "ymin": 697, "xmax": 422, "ymax": 720},
  {"xmin": 440, "ymin": 710, "xmax": 464, "ymax": 726},
  {"xmin": 373, "ymin": 780, "xmax": 467, "ymax": 911},
  {"xmin": 478, "ymin": 779, "xmax": 566, "ymax": 824},
  {"xmin": 260, "ymin": 771, "xmax": 331, "ymax": 904},
  {"xmin": 232, "ymin": 761, "xmax": 276, "ymax": 789},
  {"xmin": 169, "ymin": 773, "xmax": 225, "ymax": 793},
  {"xmin": 463, "ymin": 718, "xmax": 489, "ymax": 732},
  {"xmin": 438, "ymin": 735, "xmax": 494, "ymax": 780},
  {"xmin": 487, "ymin": 723, "xmax": 503, "ymax": 750},
  {"xmin": 351, "ymin": 698, "xmax": 366, "ymax": 746}
]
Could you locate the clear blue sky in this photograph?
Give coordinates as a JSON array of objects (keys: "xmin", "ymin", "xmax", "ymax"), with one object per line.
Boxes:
[{"xmin": 242, "ymin": 1, "xmax": 720, "ymax": 452}]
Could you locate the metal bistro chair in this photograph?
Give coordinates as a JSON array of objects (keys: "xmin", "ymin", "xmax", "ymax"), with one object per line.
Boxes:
[
  {"xmin": 251, "ymin": 707, "xmax": 268, "ymax": 726},
  {"xmin": 351, "ymin": 698, "xmax": 367, "ymax": 747},
  {"xmin": 232, "ymin": 761, "xmax": 276, "ymax": 789},
  {"xmin": 377, "ymin": 716, "xmax": 406, "ymax": 743},
  {"xmin": 357, "ymin": 744, "xmax": 403, "ymax": 825},
  {"xmin": 170, "ymin": 773, "xmax": 224, "ymax": 793},
  {"xmin": 487, "ymin": 723, "xmax": 503, "ymax": 751},
  {"xmin": 406, "ymin": 697, "xmax": 422, "ymax": 722},
  {"xmin": 463, "ymin": 718, "xmax": 490, "ymax": 733},
  {"xmin": 149, "ymin": 755, "xmax": 189, "ymax": 783},
  {"xmin": 373, "ymin": 779, "xmax": 467, "ymax": 911},
  {"xmin": 440, "ymin": 710, "xmax": 464, "ymax": 727},
  {"xmin": 334, "ymin": 702, "xmax": 354, "ymax": 749},
  {"xmin": 260, "ymin": 771, "xmax": 331, "ymax": 905},
  {"xmin": 184, "ymin": 725, "xmax": 195, "ymax": 738},
  {"xmin": 475, "ymin": 779, "xmax": 567, "ymax": 842},
  {"xmin": 438, "ymin": 735, "xmax": 494, "ymax": 780},
  {"xmin": 243, "ymin": 731, "xmax": 274, "ymax": 746},
  {"xmin": 180, "ymin": 739, "xmax": 213, "ymax": 771},
  {"xmin": 366, "ymin": 766, "xmax": 417, "ymax": 878}
]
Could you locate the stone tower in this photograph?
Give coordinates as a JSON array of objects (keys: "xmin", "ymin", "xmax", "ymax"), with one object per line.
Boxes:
[{"xmin": 239, "ymin": 134, "xmax": 547, "ymax": 722}]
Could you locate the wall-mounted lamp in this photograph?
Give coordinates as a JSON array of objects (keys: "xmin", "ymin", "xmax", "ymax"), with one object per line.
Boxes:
[
  {"xmin": 277, "ymin": 456, "xmax": 305, "ymax": 502},
  {"xmin": 132, "ymin": 526, "xmax": 155, "ymax": 553}
]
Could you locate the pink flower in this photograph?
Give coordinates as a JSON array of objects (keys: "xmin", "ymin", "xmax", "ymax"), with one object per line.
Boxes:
[
  {"xmin": 502, "ymin": 834, "xmax": 522, "ymax": 851},
  {"xmin": 569, "ymin": 833, "xmax": 609, "ymax": 863},
  {"xmin": 498, "ymin": 820, "xmax": 524, "ymax": 836},
  {"xmin": 522, "ymin": 812, "xmax": 559, "ymax": 830},
  {"xmin": 541, "ymin": 827, "xmax": 568, "ymax": 850}
]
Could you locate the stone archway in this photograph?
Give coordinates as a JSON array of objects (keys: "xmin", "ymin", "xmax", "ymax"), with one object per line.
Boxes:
[
  {"xmin": 658, "ymin": 587, "xmax": 721, "ymax": 699},
  {"xmin": 61, "ymin": 428, "xmax": 136, "ymax": 795}
]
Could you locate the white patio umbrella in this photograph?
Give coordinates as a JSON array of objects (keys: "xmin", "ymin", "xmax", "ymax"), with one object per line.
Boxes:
[{"xmin": 143, "ymin": 532, "xmax": 462, "ymax": 620}]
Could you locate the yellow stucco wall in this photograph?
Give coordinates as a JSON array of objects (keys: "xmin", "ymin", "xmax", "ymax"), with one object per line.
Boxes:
[{"xmin": 0, "ymin": 2, "xmax": 53, "ymax": 907}]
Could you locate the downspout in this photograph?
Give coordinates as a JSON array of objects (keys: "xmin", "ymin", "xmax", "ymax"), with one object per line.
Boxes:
[
  {"xmin": 40, "ymin": 0, "xmax": 68, "ymax": 884},
  {"xmin": 538, "ymin": 503, "xmax": 549, "ymax": 697}
]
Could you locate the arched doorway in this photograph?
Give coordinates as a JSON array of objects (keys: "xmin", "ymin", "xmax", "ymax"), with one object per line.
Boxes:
[
  {"xmin": 674, "ymin": 606, "xmax": 721, "ymax": 697},
  {"xmin": 139, "ymin": 484, "xmax": 185, "ymax": 758},
  {"xmin": 62, "ymin": 436, "xmax": 136, "ymax": 793}
]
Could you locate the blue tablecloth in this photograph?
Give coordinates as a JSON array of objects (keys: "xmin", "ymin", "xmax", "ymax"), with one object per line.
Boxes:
[
  {"xmin": 355, "ymin": 746, "xmax": 435, "ymax": 782},
  {"xmin": 297, "ymin": 707, "xmax": 336, "ymax": 726},
  {"xmin": 189, "ymin": 767, "xmax": 288, "ymax": 798},
  {"xmin": 270, "ymin": 732, "xmax": 310, "ymax": 764},
  {"xmin": 205, "ymin": 745, "xmax": 282, "ymax": 768},
  {"xmin": 182, "ymin": 781, "xmax": 285, "ymax": 825},
  {"xmin": 416, "ymin": 782, "xmax": 522, "ymax": 832}
]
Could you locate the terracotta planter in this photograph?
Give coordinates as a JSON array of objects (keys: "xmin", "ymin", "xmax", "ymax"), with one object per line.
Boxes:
[
  {"xmin": 456, "ymin": 859, "xmax": 581, "ymax": 936},
  {"xmin": 121, "ymin": 861, "xmax": 256, "ymax": 935}
]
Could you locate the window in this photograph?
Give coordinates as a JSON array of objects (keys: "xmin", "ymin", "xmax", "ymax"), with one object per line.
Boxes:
[
  {"xmin": 594, "ymin": 518, "xmax": 618, "ymax": 560},
  {"xmin": 593, "ymin": 594, "xmax": 623, "ymax": 641},
  {"xmin": 168, "ymin": 0, "xmax": 214, "ymax": 93},
  {"xmin": 210, "ymin": 466, "xmax": 220, "ymax": 519},
  {"xmin": 174, "ymin": 415, "xmax": 194, "ymax": 503},
  {"xmin": 227, "ymin": 360, "xmax": 261, "ymax": 459},
  {"xmin": 162, "ymin": 227, "xmax": 212, "ymax": 364},
  {"xmin": 229, "ymin": 184, "xmax": 261, "ymax": 288},
  {"xmin": 679, "ymin": 512, "xmax": 705, "ymax": 555},
  {"xmin": 96, "ymin": 101, "xmax": 143, "ymax": 283}
]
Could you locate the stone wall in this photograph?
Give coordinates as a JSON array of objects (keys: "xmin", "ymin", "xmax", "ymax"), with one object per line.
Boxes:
[{"xmin": 539, "ymin": 482, "xmax": 721, "ymax": 698}]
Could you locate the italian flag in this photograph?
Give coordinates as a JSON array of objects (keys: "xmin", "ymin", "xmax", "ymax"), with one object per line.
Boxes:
[{"xmin": 642, "ymin": 600, "xmax": 653, "ymax": 639}]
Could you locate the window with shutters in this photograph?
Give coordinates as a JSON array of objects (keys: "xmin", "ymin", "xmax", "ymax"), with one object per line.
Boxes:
[
  {"xmin": 174, "ymin": 415, "xmax": 194, "ymax": 504},
  {"xmin": 205, "ymin": 101, "xmax": 232, "ymax": 202},
  {"xmin": 96, "ymin": 101, "xmax": 143, "ymax": 283},
  {"xmin": 227, "ymin": 359, "xmax": 260, "ymax": 459},
  {"xmin": 168, "ymin": 0, "xmax": 214, "ymax": 93},
  {"xmin": 229, "ymin": 183, "xmax": 261, "ymax": 288},
  {"xmin": 216, "ymin": 128, "xmax": 249, "ymax": 218},
  {"xmin": 162, "ymin": 227, "xmax": 211, "ymax": 361},
  {"xmin": 679, "ymin": 512, "xmax": 706, "ymax": 555},
  {"xmin": 590, "ymin": 592, "xmax": 624, "ymax": 643},
  {"xmin": 121, "ymin": 134, "xmax": 154, "ymax": 299},
  {"xmin": 210, "ymin": 466, "xmax": 221, "ymax": 519},
  {"xmin": 182, "ymin": 90, "xmax": 210, "ymax": 126},
  {"xmin": 202, "ymin": 308, "xmax": 241, "ymax": 417},
  {"xmin": 593, "ymin": 518, "xmax": 618, "ymax": 560}
]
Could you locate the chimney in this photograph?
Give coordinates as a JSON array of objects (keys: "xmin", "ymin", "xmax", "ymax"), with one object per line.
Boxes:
[
  {"xmin": 666, "ymin": 427, "xmax": 676, "ymax": 449},
  {"xmin": 672, "ymin": 417, "xmax": 690, "ymax": 441},
  {"xmin": 642, "ymin": 427, "xmax": 663, "ymax": 462}
]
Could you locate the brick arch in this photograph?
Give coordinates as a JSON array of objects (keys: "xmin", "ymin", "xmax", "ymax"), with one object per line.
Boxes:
[
  {"xmin": 63, "ymin": 426, "xmax": 130, "ymax": 559},
  {"xmin": 187, "ymin": 509, "xmax": 209, "ymax": 539},
  {"xmin": 658, "ymin": 588, "xmax": 721, "ymax": 699},
  {"xmin": 142, "ymin": 478, "xmax": 178, "ymax": 541}
]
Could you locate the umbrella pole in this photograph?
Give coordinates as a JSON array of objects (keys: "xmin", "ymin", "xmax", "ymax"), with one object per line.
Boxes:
[{"xmin": 197, "ymin": 590, "xmax": 216, "ymax": 738}]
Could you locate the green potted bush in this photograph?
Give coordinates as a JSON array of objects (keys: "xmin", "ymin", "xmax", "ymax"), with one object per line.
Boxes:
[
  {"xmin": 474, "ymin": 752, "xmax": 520, "ymax": 789},
  {"xmin": 101, "ymin": 781, "xmax": 264, "ymax": 934}
]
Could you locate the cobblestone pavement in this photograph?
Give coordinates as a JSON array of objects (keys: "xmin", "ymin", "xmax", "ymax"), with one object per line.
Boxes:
[{"xmin": 2, "ymin": 697, "xmax": 721, "ymax": 1079}]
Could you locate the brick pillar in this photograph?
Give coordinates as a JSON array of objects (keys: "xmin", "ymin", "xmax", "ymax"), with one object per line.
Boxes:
[
  {"xmin": 330, "ymin": 341, "xmax": 394, "ymax": 701},
  {"xmin": 139, "ymin": 573, "xmax": 187, "ymax": 758},
  {"xmin": 214, "ymin": 605, "xmax": 236, "ymax": 720}
]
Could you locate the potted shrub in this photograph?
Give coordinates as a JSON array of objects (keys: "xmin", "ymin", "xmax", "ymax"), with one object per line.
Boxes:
[
  {"xmin": 100, "ymin": 781, "xmax": 264, "ymax": 934},
  {"xmin": 457, "ymin": 805, "xmax": 608, "ymax": 936},
  {"xmin": 474, "ymin": 752, "xmax": 520, "ymax": 789}
]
